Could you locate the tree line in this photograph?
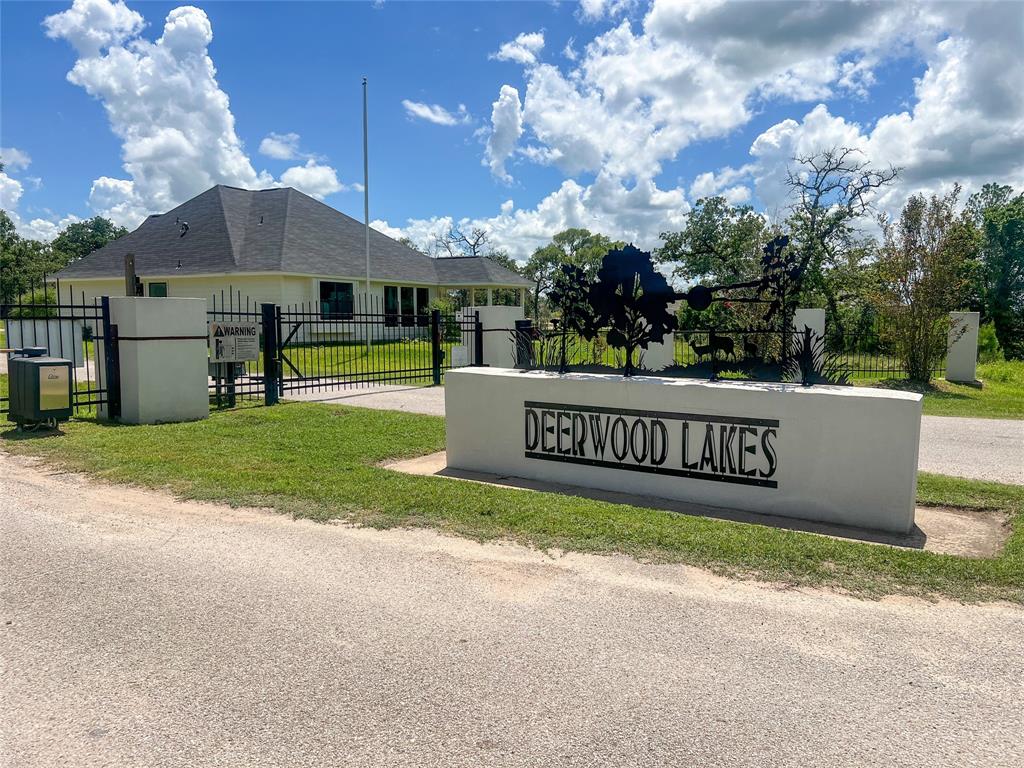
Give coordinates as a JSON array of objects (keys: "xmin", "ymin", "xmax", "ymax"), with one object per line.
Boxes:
[{"xmin": 1, "ymin": 209, "xmax": 128, "ymax": 305}]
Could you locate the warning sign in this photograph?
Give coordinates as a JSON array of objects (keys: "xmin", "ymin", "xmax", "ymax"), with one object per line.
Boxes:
[{"xmin": 209, "ymin": 321, "xmax": 260, "ymax": 362}]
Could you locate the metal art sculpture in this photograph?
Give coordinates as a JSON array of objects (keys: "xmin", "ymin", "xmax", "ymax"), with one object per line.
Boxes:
[
  {"xmin": 548, "ymin": 263, "xmax": 597, "ymax": 373},
  {"xmin": 586, "ymin": 245, "xmax": 678, "ymax": 377},
  {"xmin": 515, "ymin": 235, "xmax": 850, "ymax": 385},
  {"xmin": 785, "ymin": 326, "xmax": 852, "ymax": 386}
]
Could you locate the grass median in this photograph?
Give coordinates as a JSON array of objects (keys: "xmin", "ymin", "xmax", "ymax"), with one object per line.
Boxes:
[{"xmin": 3, "ymin": 401, "xmax": 1021, "ymax": 602}]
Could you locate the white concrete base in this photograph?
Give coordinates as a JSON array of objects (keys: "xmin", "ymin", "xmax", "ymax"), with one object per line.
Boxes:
[
  {"xmin": 445, "ymin": 368, "xmax": 922, "ymax": 533},
  {"xmin": 100, "ymin": 298, "xmax": 209, "ymax": 424}
]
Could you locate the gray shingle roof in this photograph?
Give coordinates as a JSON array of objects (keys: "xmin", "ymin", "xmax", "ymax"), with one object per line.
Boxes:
[{"xmin": 55, "ymin": 185, "xmax": 531, "ymax": 287}]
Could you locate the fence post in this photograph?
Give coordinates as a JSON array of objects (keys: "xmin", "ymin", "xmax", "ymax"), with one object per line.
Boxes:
[
  {"xmin": 514, "ymin": 319, "xmax": 532, "ymax": 368},
  {"xmin": 261, "ymin": 303, "xmax": 279, "ymax": 405},
  {"xmin": 473, "ymin": 311, "xmax": 484, "ymax": 367},
  {"xmin": 100, "ymin": 296, "xmax": 121, "ymax": 420},
  {"xmin": 276, "ymin": 305, "xmax": 285, "ymax": 398},
  {"xmin": 430, "ymin": 309, "xmax": 442, "ymax": 385}
]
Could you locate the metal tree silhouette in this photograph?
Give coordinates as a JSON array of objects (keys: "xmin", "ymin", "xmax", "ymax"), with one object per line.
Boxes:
[
  {"xmin": 588, "ymin": 246, "xmax": 678, "ymax": 377},
  {"xmin": 549, "ymin": 263, "xmax": 597, "ymax": 373}
]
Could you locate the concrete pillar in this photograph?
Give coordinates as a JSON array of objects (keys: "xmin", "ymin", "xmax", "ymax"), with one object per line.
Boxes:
[
  {"xmin": 639, "ymin": 300, "xmax": 680, "ymax": 372},
  {"xmin": 100, "ymin": 297, "xmax": 209, "ymax": 424},
  {"xmin": 792, "ymin": 308, "xmax": 826, "ymax": 342},
  {"xmin": 946, "ymin": 311, "xmax": 980, "ymax": 384},
  {"xmin": 474, "ymin": 305, "xmax": 525, "ymax": 368}
]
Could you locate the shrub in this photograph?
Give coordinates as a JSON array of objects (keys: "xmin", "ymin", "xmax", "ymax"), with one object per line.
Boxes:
[
  {"xmin": 7, "ymin": 287, "xmax": 58, "ymax": 318},
  {"xmin": 977, "ymin": 322, "xmax": 1003, "ymax": 363},
  {"xmin": 872, "ymin": 188, "xmax": 977, "ymax": 382}
]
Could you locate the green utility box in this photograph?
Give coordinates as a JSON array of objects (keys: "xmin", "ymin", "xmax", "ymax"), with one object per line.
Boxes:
[{"xmin": 7, "ymin": 347, "xmax": 73, "ymax": 429}]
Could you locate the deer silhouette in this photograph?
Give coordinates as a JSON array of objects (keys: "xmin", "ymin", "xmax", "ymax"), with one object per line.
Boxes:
[
  {"xmin": 743, "ymin": 338, "xmax": 758, "ymax": 359},
  {"xmin": 685, "ymin": 332, "xmax": 735, "ymax": 361}
]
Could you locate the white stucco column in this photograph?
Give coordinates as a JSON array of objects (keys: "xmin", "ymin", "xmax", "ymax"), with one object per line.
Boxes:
[
  {"xmin": 946, "ymin": 311, "xmax": 980, "ymax": 384},
  {"xmin": 474, "ymin": 305, "xmax": 525, "ymax": 368},
  {"xmin": 100, "ymin": 297, "xmax": 209, "ymax": 424},
  {"xmin": 792, "ymin": 308, "xmax": 826, "ymax": 341},
  {"xmin": 641, "ymin": 300, "xmax": 680, "ymax": 371}
]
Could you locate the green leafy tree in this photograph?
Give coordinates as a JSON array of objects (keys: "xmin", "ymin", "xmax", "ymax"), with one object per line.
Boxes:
[
  {"xmin": 967, "ymin": 184, "xmax": 1024, "ymax": 359},
  {"xmin": 1, "ymin": 213, "xmax": 127, "ymax": 306},
  {"xmin": 51, "ymin": 216, "xmax": 127, "ymax": 264},
  {"xmin": 657, "ymin": 196, "xmax": 774, "ymax": 330},
  {"xmin": 524, "ymin": 228, "xmax": 623, "ymax": 323},
  {"xmin": 0, "ymin": 210, "xmax": 61, "ymax": 305},
  {"xmin": 872, "ymin": 187, "xmax": 978, "ymax": 382}
]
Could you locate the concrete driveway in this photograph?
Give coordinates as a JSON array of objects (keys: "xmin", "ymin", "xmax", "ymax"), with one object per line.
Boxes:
[
  {"xmin": 2, "ymin": 453, "xmax": 1022, "ymax": 767},
  {"xmin": 288, "ymin": 385, "xmax": 1024, "ymax": 485}
]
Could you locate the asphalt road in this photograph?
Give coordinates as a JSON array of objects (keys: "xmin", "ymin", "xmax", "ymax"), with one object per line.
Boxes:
[
  {"xmin": 2, "ymin": 453, "xmax": 1022, "ymax": 767},
  {"xmin": 290, "ymin": 386, "xmax": 1024, "ymax": 484},
  {"xmin": 918, "ymin": 415, "xmax": 1024, "ymax": 484}
]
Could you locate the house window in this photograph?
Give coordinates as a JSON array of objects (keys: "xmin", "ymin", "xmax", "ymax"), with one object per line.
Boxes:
[
  {"xmin": 416, "ymin": 287, "xmax": 430, "ymax": 327},
  {"xmin": 148, "ymin": 282, "xmax": 168, "ymax": 297},
  {"xmin": 320, "ymin": 280, "xmax": 353, "ymax": 319},
  {"xmin": 400, "ymin": 286, "xmax": 415, "ymax": 327},
  {"xmin": 384, "ymin": 285, "xmax": 399, "ymax": 327}
]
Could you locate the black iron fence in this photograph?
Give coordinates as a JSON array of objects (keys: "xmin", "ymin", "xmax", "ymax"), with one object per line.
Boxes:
[
  {"xmin": 824, "ymin": 314, "xmax": 946, "ymax": 380},
  {"xmin": 1, "ymin": 276, "xmax": 117, "ymax": 419}
]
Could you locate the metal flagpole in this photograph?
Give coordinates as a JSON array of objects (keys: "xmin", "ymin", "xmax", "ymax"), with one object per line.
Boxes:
[{"xmin": 362, "ymin": 76, "xmax": 371, "ymax": 353}]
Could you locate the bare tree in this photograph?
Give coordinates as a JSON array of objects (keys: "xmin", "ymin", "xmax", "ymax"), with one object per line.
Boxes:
[
  {"xmin": 785, "ymin": 147, "xmax": 899, "ymax": 333},
  {"xmin": 433, "ymin": 226, "xmax": 491, "ymax": 258}
]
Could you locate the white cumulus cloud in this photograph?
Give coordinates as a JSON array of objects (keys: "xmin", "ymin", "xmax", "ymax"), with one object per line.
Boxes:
[
  {"xmin": 491, "ymin": 31, "xmax": 545, "ymax": 66},
  {"xmin": 1, "ymin": 147, "xmax": 32, "ymax": 172},
  {"xmin": 375, "ymin": 172, "xmax": 690, "ymax": 262},
  {"xmin": 280, "ymin": 160, "xmax": 345, "ymax": 200},
  {"xmin": 259, "ymin": 132, "xmax": 302, "ymax": 160},
  {"xmin": 484, "ymin": 85, "xmax": 524, "ymax": 183},
  {"xmin": 42, "ymin": 0, "xmax": 352, "ymax": 230}
]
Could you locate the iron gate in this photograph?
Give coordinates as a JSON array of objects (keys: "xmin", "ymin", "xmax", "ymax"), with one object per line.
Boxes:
[{"xmin": 205, "ymin": 290, "xmax": 483, "ymax": 407}]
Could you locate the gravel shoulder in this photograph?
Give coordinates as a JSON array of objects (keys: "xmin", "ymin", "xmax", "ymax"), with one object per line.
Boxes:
[{"xmin": 2, "ymin": 452, "xmax": 1022, "ymax": 767}]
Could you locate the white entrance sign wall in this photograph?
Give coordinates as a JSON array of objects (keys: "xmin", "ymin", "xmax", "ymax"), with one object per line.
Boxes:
[
  {"xmin": 5, "ymin": 319, "xmax": 85, "ymax": 367},
  {"xmin": 98, "ymin": 298, "xmax": 209, "ymax": 424},
  {"xmin": 946, "ymin": 311, "xmax": 980, "ymax": 384},
  {"xmin": 446, "ymin": 368, "xmax": 922, "ymax": 533},
  {"xmin": 473, "ymin": 305, "xmax": 526, "ymax": 368}
]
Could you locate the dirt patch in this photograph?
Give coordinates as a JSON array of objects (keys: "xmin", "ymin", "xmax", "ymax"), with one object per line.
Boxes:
[{"xmin": 384, "ymin": 451, "xmax": 1010, "ymax": 558}]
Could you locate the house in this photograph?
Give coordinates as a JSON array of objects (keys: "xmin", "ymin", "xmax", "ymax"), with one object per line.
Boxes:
[{"xmin": 54, "ymin": 185, "xmax": 531, "ymax": 329}]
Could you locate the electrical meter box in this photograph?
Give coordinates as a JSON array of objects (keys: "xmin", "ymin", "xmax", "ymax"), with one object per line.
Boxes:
[{"xmin": 7, "ymin": 347, "xmax": 73, "ymax": 427}]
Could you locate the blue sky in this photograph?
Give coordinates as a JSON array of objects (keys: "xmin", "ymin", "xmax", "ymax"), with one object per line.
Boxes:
[{"xmin": 2, "ymin": 1, "xmax": 1022, "ymax": 257}]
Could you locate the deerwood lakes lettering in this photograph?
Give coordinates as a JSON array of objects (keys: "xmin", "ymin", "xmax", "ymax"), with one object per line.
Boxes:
[{"xmin": 523, "ymin": 401, "xmax": 779, "ymax": 488}]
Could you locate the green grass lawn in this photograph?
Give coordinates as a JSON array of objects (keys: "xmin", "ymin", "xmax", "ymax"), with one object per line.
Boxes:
[
  {"xmin": 3, "ymin": 402, "xmax": 1021, "ymax": 602},
  {"xmin": 281, "ymin": 338, "xmax": 436, "ymax": 380},
  {"xmin": 864, "ymin": 360, "xmax": 1024, "ymax": 419}
]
